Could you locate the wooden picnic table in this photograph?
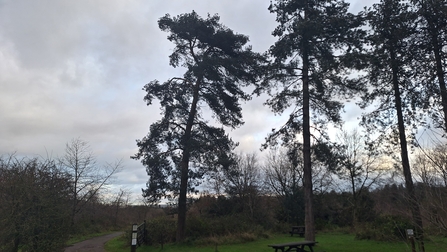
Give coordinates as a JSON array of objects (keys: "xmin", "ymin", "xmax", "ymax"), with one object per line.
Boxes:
[
  {"xmin": 268, "ymin": 240, "xmax": 317, "ymax": 252},
  {"xmin": 289, "ymin": 226, "xmax": 305, "ymax": 237}
]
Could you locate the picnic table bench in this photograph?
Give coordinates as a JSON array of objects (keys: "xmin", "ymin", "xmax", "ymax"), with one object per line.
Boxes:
[
  {"xmin": 268, "ymin": 241, "xmax": 317, "ymax": 252},
  {"xmin": 289, "ymin": 226, "xmax": 305, "ymax": 237}
]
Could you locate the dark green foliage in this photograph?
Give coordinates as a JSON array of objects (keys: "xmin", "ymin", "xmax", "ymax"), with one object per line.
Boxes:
[
  {"xmin": 206, "ymin": 195, "xmax": 236, "ymax": 217},
  {"xmin": 263, "ymin": 148, "xmax": 305, "ymax": 226},
  {"xmin": 354, "ymin": 191, "xmax": 377, "ymax": 223},
  {"xmin": 360, "ymin": 0, "xmax": 424, "ymax": 139},
  {"xmin": 133, "ymin": 11, "xmax": 263, "ymax": 203},
  {"xmin": 133, "ymin": 11, "xmax": 264, "ymax": 241},
  {"xmin": 191, "ymin": 194, "xmax": 279, "ymax": 233},
  {"xmin": 361, "ymin": 0, "xmax": 425, "ymax": 248},
  {"xmin": 185, "ymin": 214, "xmax": 266, "ymax": 240},
  {"xmin": 0, "ymin": 156, "xmax": 71, "ymax": 252},
  {"xmin": 314, "ymin": 191, "xmax": 353, "ymax": 229},
  {"xmin": 186, "ymin": 216, "xmax": 211, "ymax": 240},
  {"xmin": 312, "ymin": 190, "xmax": 376, "ymax": 231},
  {"xmin": 262, "ymin": 0, "xmax": 365, "ymax": 140},
  {"xmin": 312, "ymin": 141, "xmax": 344, "ymax": 172},
  {"xmin": 262, "ymin": 1, "xmax": 364, "ymax": 240},
  {"xmin": 145, "ymin": 217, "xmax": 177, "ymax": 246},
  {"xmin": 355, "ymin": 215, "xmax": 413, "ymax": 241},
  {"xmin": 410, "ymin": 0, "xmax": 447, "ymax": 131},
  {"xmin": 145, "ymin": 213, "xmax": 268, "ymax": 246},
  {"xmin": 276, "ymin": 187, "xmax": 305, "ymax": 226}
]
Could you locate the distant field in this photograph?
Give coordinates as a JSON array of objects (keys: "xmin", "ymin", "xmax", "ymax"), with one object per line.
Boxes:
[{"xmin": 105, "ymin": 232, "xmax": 447, "ymax": 252}]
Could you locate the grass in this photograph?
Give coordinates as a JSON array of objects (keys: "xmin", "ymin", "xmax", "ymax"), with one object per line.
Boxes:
[
  {"xmin": 104, "ymin": 232, "xmax": 130, "ymax": 252},
  {"xmin": 67, "ymin": 231, "xmax": 119, "ymax": 245},
  {"xmin": 105, "ymin": 232, "xmax": 447, "ymax": 252}
]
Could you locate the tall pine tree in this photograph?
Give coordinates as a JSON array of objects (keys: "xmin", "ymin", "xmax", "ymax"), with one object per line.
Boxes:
[
  {"xmin": 361, "ymin": 0, "xmax": 425, "ymax": 250},
  {"xmin": 133, "ymin": 11, "xmax": 263, "ymax": 242},
  {"xmin": 412, "ymin": 0, "xmax": 447, "ymax": 132},
  {"xmin": 262, "ymin": 0, "xmax": 364, "ymax": 241}
]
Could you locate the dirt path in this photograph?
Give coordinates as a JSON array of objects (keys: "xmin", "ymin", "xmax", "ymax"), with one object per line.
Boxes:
[{"xmin": 64, "ymin": 232, "xmax": 124, "ymax": 252}]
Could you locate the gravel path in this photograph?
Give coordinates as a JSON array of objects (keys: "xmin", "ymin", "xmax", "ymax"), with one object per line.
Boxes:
[{"xmin": 64, "ymin": 232, "xmax": 124, "ymax": 252}]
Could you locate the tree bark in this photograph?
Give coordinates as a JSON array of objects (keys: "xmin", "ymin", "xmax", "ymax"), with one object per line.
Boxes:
[
  {"xmin": 390, "ymin": 50, "xmax": 425, "ymax": 252},
  {"xmin": 419, "ymin": 0, "xmax": 447, "ymax": 133},
  {"xmin": 176, "ymin": 80, "xmax": 201, "ymax": 243},
  {"xmin": 351, "ymin": 169, "xmax": 358, "ymax": 230},
  {"xmin": 302, "ymin": 31, "xmax": 315, "ymax": 241},
  {"xmin": 429, "ymin": 22, "xmax": 447, "ymax": 132}
]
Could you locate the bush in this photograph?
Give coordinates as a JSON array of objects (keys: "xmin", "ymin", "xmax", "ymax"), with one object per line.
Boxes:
[
  {"xmin": 145, "ymin": 217, "xmax": 176, "ymax": 246},
  {"xmin": 0, "ymin": 156, "xmax": 71, "ymax": 252},
  {"xmin": 186, "ymin": 215, "xmax": 213, "ymax": 239},
  {"xmin": 355, "ymin": 215, "xmax": 413, "ymax": 241}
]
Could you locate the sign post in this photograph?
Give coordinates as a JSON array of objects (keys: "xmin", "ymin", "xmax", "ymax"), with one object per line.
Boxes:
[
  {"xmin": 406, "ymin": 229, "xmax": 416, "ymax": 252},
  {"xmin": 131, "ymin": 224, "xmax": 138, "ymax": 252}
]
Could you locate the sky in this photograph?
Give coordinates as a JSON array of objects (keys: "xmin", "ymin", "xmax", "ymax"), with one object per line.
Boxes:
[{"xmin": 0, "ymin": 0, "xmax": 379, "ymax": 202}]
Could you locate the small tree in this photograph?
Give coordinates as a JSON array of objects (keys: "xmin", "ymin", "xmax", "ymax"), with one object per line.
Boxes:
[
  {"xmin": 111, "ymin": 188, "xmax": 131, "ymax": 227},
  {"xmin": 222, "ymin": 152, "xmax": 263, "ymax": 221},
  {"xmin": 59, "ymin": 138, "xmax": 121, "ymax": 228},
  {"xmin": 412, "ymin": 144, "xmax": 447, "ymax": 234},
  {"xmin": 335, "ymin": 129, "xmax": 384, "ymax": 229},
  {"xmin": 264, "ymin": 147, "xmax": 304, "ymax": 225}
]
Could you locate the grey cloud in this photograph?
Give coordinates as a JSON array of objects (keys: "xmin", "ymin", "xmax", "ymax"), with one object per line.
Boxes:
[{"xmin": 0, "ymin": 0, "xmax": 374, "ymax": 200}]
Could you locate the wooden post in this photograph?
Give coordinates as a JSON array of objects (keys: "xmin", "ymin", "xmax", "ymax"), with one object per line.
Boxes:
[
  {"xmin": 143, "ymin": 220, "xmax": 147, "ymax": 244},
  {"xmin": 131, "ymin": 223, "xmax": 138, "ymax": 252},
  {"xmin": 406, "ymin": 229, "xmax": 416, "ymax": 252}
]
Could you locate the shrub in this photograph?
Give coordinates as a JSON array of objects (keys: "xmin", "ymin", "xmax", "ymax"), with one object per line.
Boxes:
[
  {"xmin": 355, "ymin": 215, "xmax": 413, "ymax": 241},
  {"xmin": 0, "ymin": 156, "xmax": 71, "ymax": 252},
  {"xmin": 186, "ymin": 216, "xmax": 211, "ymax": 239},
  {"xmin": 146, "ymin": 217, "xmax": 176, "ymax": 246}
]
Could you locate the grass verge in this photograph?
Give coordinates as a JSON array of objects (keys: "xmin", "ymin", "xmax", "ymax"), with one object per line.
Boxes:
[
  {"xmin": 105, "ymin": 232, "xmax": 447, "ymax": 252},
  {"xmin": 67, "ymin": 231, "xmax": 120, "ymax": 245}
]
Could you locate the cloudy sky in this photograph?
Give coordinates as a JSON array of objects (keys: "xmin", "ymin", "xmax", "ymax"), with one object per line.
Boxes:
[{"xmin": 0, "ymin": 0, "xmax": 379, "ymax": 201}]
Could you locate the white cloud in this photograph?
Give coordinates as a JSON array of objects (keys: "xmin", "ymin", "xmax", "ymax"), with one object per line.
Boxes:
[{"xmin": 0, "ymin": 0, "xmax": 377, "ymax": 199}]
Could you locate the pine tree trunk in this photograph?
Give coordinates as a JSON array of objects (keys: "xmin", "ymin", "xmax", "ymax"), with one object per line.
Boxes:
[
  {"xmin": 352, "ymin": 178, "xmax": 358, "ymax": 231},
  {"xmin": 430, "ymin": 26, "xmax": 447, "ymax": 132},
  {"xmin": 390, "ymin": 50, "xmax": 425, "ymax": 252},
  {"xmin": 176, "ymin": 158, "xmax": 189, "ymax": 243},
  {"xmin": 421, "ymin": 0, "xmax": 447, "ymax": 133},
  {"xmin": 176, "ymin": 80, "xmax": 201, "ymax": 243},
  {"xmin": 302, "ymin": 37, "xmax": 315, "ymax": 242}
]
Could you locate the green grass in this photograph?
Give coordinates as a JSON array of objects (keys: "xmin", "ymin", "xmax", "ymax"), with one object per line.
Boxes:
[
  {"xmin": 67, "ymin": 231, "xmax": 118, "ymax": 245},
  {"xmin": 104, "ymin": 233, "xmax": 128, "ymax": 252},
  {"xmin": 105, "ymin": 232, "xmax": 447, "ymax": 252}
]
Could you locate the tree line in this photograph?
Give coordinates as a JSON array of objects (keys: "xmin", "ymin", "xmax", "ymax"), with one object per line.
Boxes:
[
  {"xmin": 199, "ymin": 131, "xmax": 447, "ymax": 238},
  {"xmin": 0, "ymin": 138, "xmax": 124, "ymax": 252},
  {"xmin": 133, "ymin": 0, "xmax": 447, "ymax": 250},
  {"xmin": 139, "ymin": 141, "xmax": 447, "ymax": 246}
]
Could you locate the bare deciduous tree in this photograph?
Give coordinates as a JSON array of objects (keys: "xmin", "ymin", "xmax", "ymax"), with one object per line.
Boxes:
[
  {"xmin": 412, "ymin": 144, "xmax": 447, "ymax": 233},
  {"xmin": 335, "ymin": 129, "xmax": 385, "ymax": 229},
  {"xmin": 221, "ymin": 152, "xmax": 263, "ymax": 220},
  {"xmin": 111, "ymin": 188, "xmax": 131, "ymax": 227},
  {"xmin": 264, "ymin": 147, "xmax": 305, "ymax": 224},
  {"xmin": 264, "ymin": 148, "xmax": 303, "ymax": 197},
  {"xmin": 58, "ymin": 138, "xmax": 122, "ymax": 227}
]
